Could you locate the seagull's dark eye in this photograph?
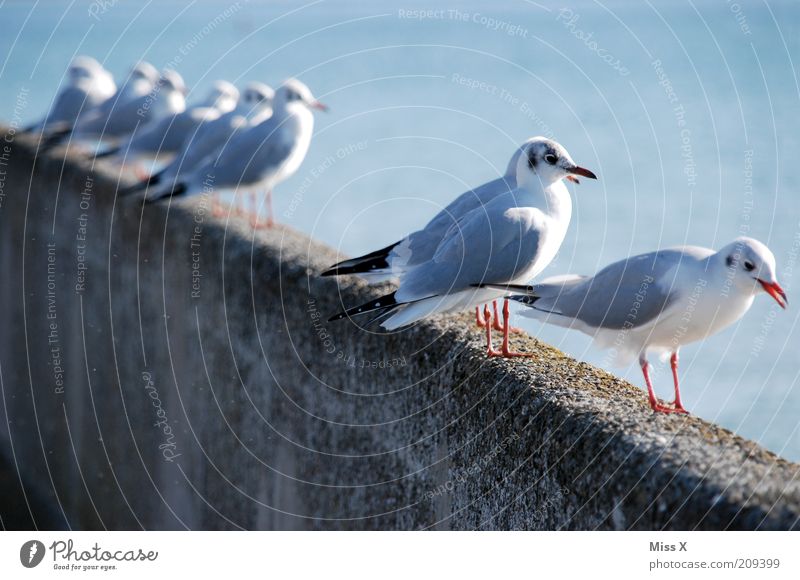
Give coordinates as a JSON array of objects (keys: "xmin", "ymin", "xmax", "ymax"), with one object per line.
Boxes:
[
  {"xmin": 744, "ymin": 260, "xmax": 755, "ymax": 272},
  {"xmin": 544, "ymin": 153, "xmax": 558, "ymax": 165}
]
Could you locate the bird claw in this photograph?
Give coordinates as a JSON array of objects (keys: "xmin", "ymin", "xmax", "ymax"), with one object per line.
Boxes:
[
  {"xmin": 490, "ymin": 319, "xmax": 523, "ymax": 333},
  {"xmin": 477, "ymin": 315, "xmax": 521, "ymax": 333},
  {"xmin": 649, "ymin": 400, "xmax": 690, "ymax": 414},
  {"xmin": 250, "ymin": 216, "xmax": 274, "ymax": 229},
  {"xmin": 487, "ymin": 346, "xmax": 534, "ymax": 358}
]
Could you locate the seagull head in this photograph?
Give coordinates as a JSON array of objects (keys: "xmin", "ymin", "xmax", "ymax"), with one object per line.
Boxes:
[
  {"xmin": 130, "ymin": 61, "xmax": 159, "ymax": 85},
  {"xmin": 274, "ymin": 78, "xmax": 328, "ymax": 112},
  {"xmin": 242, "ymin": 82, "xmax": 274, "ymax": 109},
  {"xmin": 68, "ymin": 56, "xmax": 102, "ymax": 83},
  {"xmin": 721, "ymin": 237, "xmax": 786, "ymax": 309},
  {"xmin": 516, "ymin": 137, "xmax": 597, "ymax": 189},
  {"xmin": 204, "ymin": 80, "xmax": 239, "ymax": 112},
  {"xmin": 157, "ymin": 69, "xmax": 188, "ymax": 96}
]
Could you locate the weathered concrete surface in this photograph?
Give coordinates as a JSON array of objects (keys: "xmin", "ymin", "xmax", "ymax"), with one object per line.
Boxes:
[{"xmin": 0, "ymin": 127, "xmax": 799, "ymax": 530}]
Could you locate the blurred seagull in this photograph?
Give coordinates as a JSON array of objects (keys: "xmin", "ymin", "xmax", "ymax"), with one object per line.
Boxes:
[
  {"xmin": 25, "ymin": 56, "xmax": 116, "ymax": 134},
  {"xmin": 483, "ymin": 237, "xmax": 786, "ymax": 412},
  {"xmin": 128, "ymin": 82, "xmax": 274, "ymax": 203},
  {"xmin": 95, "ymin": 80, "xmax": 239, "ymax": 160},
  {"xmin": 46, "ymin": 67, "xmax": 186, "ymax": 147},
  {"xmin": 143, "ymin": 78, "xmax": 326, "ymax": 228},
  {"xmin": 328, "ymin": 137, "xmax": 597, "ymax": 357},
  {"xmin": 102, "ymin": 61, "xmax": 160, "ymax": 111}
]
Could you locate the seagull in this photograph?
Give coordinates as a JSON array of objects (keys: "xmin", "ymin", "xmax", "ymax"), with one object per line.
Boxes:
[
  {"xmin": 95, "ymin": 80, "xmax": 239, "ymax": 160},
  {"xmin": 100, "ymin": 61, "xmax": 160, "ymax": 112},
  {"xmin": 47, "ymin": 68, "xmax": 186, "ymax": 147},
  {"xmin": 127, "ymin": 82, "xmax": 274, "ymax": 201},
  {"xmin": 143, "ymin": 78, "xmax": 326, "ymax": 228},
  {"xmin": 321, "ymin": 138, "xmax": 586, "ymax": 333},
  {"xmin": 25, "ymin": 56, "xmax": 116, "ymax": 134},
  {"xmin": 328, "ymin": 137, "xmax": 597, "ymax": 357},
  {"xmin": 483, "ymin": 237, "xmax": 786, "ymax": 412}
]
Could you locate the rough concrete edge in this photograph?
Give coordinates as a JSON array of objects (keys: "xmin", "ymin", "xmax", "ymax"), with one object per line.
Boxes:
[{"xmin": 4, "ymin": 127, "xmax": 800, "ymax": 530}]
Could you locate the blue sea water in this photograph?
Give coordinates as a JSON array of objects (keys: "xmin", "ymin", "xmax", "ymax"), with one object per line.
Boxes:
[{"xmin": 1, "ymin": 0, "xmax": 799, "ymax": 460}]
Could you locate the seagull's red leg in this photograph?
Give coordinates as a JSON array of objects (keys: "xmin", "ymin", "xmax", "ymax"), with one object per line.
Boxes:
[
  {"xmin": 265, "ymin": 189, "xmax": 275, "ymax": 228},
  {"xmin": 249, "ymin": 190, "xmax": 258, "ymax": 225},
  {"xmin": 233, "ymin": 191, "xmax": 245, "ymax": 217},
  {"xmin": 492, "ymin": 300, "xmax": 504, "ymax": 331},
  {"xmin": 484, "ymin": 305, "xmax": 502, "ymax": 356},
  {"xmin": 670, "ymin": 352, "xmax": 689, "ymax": 414},
  {"xmin": 476, "ymin": 306, "xmax": 488, "ymax": 328},
  {"xmin": 641, "ymin": 358, "xmax": 667, "ymax": 412},
  {"xmin": 494, "ymin": 298, "xmax": 524, "ymax": 333},
  {"xmin": 211, "ymin": 192, "xmax": 224, "ymax": 217},
  {"xmin": 488, "ymin": 299, "xmax": 532, "ymax": 358},
  {"xmin": 641, "ymin": 356, "xmax": 680, "ymax": 413},
  {"xmin": 251, "ymin": 190, "xmax": 275, "ymax": 229}
]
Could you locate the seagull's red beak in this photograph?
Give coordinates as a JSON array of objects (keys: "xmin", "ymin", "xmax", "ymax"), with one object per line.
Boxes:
[
  {"xmin": 569, "ymin": 166, "xmax": 597, "ymax": 180},
  {"xmin": 310, "ymin": 101, "xmax": 328, "ymax": 112},
  {"xmin": 759, "ymin": 279, "xmax": 787, "ymax": 309}
]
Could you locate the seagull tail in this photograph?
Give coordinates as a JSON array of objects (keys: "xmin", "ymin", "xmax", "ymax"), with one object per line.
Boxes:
[
  {"xmin": 328, "ymin": 291, "xmax": 400, "ymax": 323},
  {"xmin": 144, "ymin": 181, "xmax": 188, "ymax": 205},
  {"xmin": 39, "ymin": 126, "xmax": 73, "ymax": 150},
  {"xmin": 320, "ymin": 242, "xmax": 400, "ymax": 277},
  {"xmin": 119, "ymin": 169, "xmax": 160, "ymax": 197},
  {"xmin": 20, "ymin": 122, "xmax": 41, "ymax": 134}
]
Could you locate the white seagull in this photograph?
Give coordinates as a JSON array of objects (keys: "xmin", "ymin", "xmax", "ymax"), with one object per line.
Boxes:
[
  {"xmin": 131, "ymin": 82, "xmax": 274, "ymax": 199},
  {"xmin": 144, "ymin": 78, "xmax": 326, "ymax": 228},
  {"xmin": 95, "ymin": 80, "xmax": 239, "ymax": 160},
  {"xmin": 329, "ymin": 137, "xmax": 597, "ymax": 357},
  {"xmin": 322, "ymin": 138, "xmax": 585, "ymax": 331},
  {"xmin": 100, "ymin": 61, "xmax": 160, "ymax": 112},
  {"xmin": 485, "ymin": 237, "xmax": 787, "ymax": 412},
  {"xmin": 26, "ymin": 56, "xmax": 116, "ymax": 133},
  {"xmin": 53, "ymin": 68, "xmax": 186, "ymax": 146}
]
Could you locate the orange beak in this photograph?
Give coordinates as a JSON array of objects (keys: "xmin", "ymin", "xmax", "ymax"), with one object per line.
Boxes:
[
  {"xmin": 310, "ymin": 101, "xmax": 328, "ymax": 112},
  {"xmin": 759, "ymin": 279, "xmax": 787, "ymax": 309}
]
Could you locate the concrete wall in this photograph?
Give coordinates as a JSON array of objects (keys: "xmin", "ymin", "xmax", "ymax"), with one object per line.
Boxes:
[{"xmin": 1, "ymin": 128, "xmax": 799, "ymax": 530}]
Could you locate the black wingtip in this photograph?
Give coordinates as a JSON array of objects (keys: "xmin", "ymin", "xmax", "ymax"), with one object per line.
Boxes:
[
  {"xmin": 471, "ymin": 283, "xmax": 536, "ymax": 294},
  {"xmin": 39, "ymin": 126, "xmax": 72, "ymax": 150},
  {"xmin": 144, "ymin": 182, "xmax": 188, "ymax": 205},
  {"xmin": 328, "ymin": 291, "xmax": 399, "ymax": 322},
  {"xmin": 146, "ymin": 169, "xmax": 164, "ymax": 187},
  {"xmin": 94, "ymin": 148, "xmax": 118, "ymax": 159},
  {"xmin": 320, "ymin": 241, "xmax": 400, "ymax": 278}
]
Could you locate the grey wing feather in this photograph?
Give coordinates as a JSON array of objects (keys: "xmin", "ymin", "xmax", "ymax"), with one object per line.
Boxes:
[
  {"xmin": 531, "ymin": 249, "xmax": 694, "ymax": 329},
  {"xmin": 396, "ymin": 175, "xmax": 515, "ymax": 267},
  {"xmin": 396, "ymin": 199, "xmax": 543, "ymax": 301},
  {"xmin": 128, "ymin": 108, "xmax": 218, "ymax": 153},
  {"xmin": 76, "ymin": 97, "xmax": 145, "ymax": 137},
  {"xmin": 42, "ymin": 86, "xmax": 94, "ymax": 128},
  {"xmin": 195, "ymin": 117, "xmax": 292, "ymax": 187}
]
